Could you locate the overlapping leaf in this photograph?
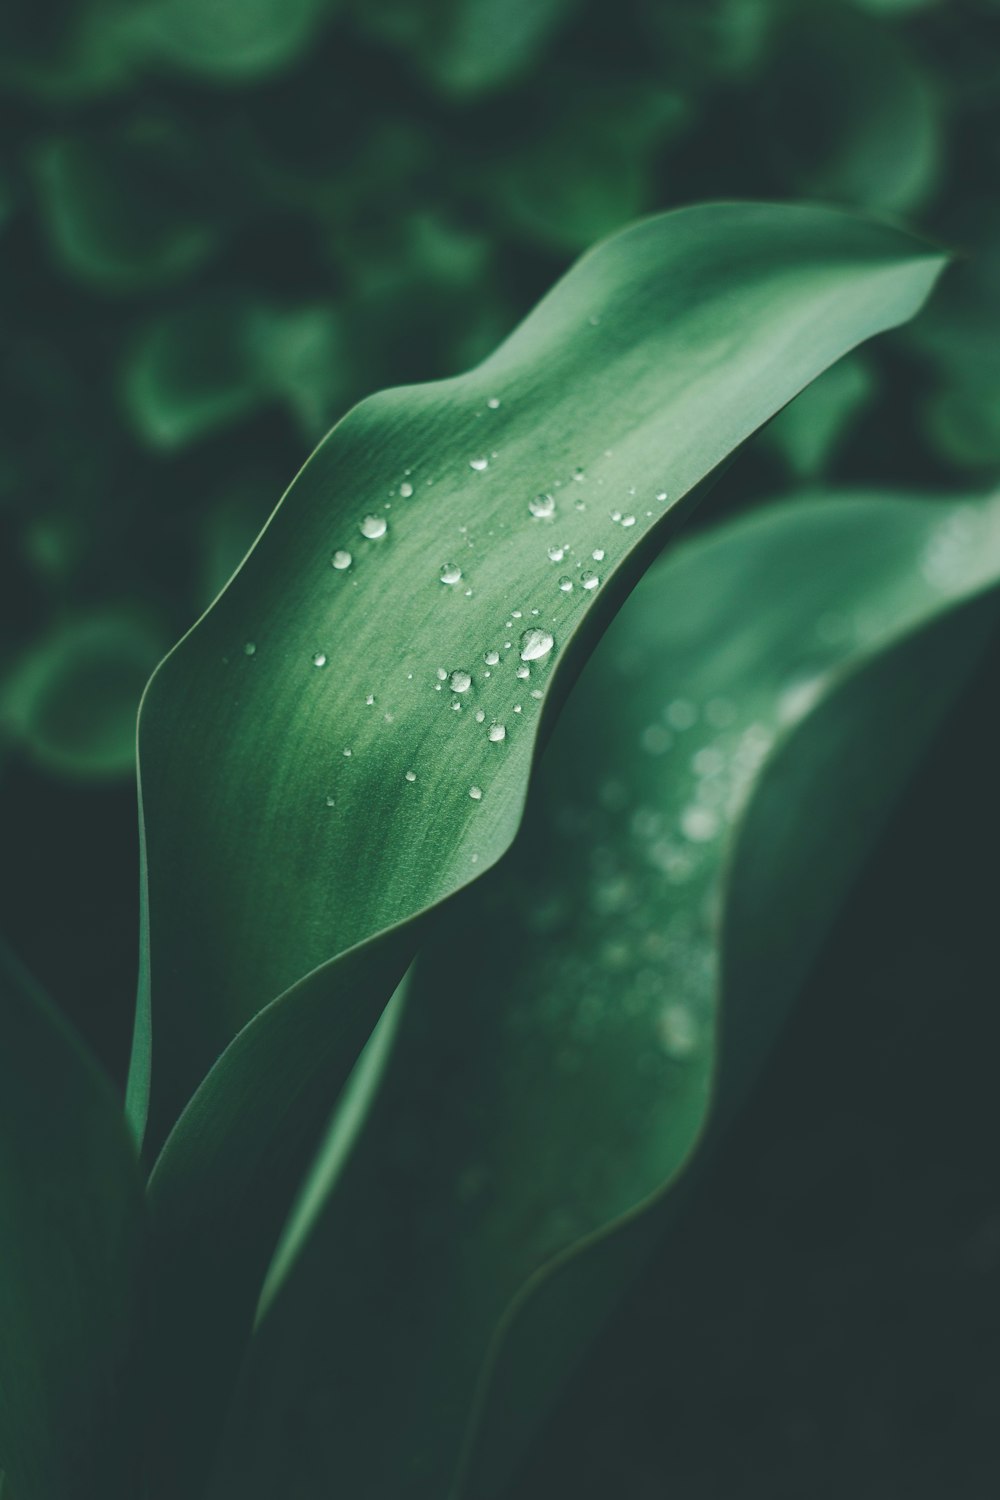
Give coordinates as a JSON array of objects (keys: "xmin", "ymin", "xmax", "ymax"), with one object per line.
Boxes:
[
  {"xmin": 212, "ymin": 491, "xmax": 1000, "ymax": 1498},
  {"xmin": 134, "ymin": 204, "xmax": 945, "ymax": 1490}
]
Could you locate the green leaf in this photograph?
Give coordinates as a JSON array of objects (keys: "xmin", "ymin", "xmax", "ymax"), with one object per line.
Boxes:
[
  {"xmin": 118, "ymin": 0, "xmax": 338, "ymax": 81},
  {"xmin": 0, "ymin": 942, "xmax": 145, "ymax": 1500},
  {"xmin": 134, "ymin": 204, "xmax": 944, "ymax": 1489},
  {"xmin": 212, "ymin": 490, "xmax": 1000, "ymax": 1499},
  {"xmin": 1, "ymin": 610, "xmax": 166, "ymax": 780}
]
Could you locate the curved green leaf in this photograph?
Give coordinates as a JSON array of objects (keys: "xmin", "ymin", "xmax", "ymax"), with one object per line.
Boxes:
[
  {"xmin": 135, "ymin": 204, "xmax": 945, "ymax": 1489},
  {"xmin": 212, "ymin": 490, "xmax": 1000, "ymax": 1499},
  {"xmin": 0, "ymin": 942, "xmax": 145, "ymax": 1500}
]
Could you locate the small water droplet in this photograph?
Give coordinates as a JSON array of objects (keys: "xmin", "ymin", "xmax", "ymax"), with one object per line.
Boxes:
[
  {"xmin": 529, "ymin": 493, "xmax": 556, "ymax": 519},
  {"xmin": 325, "ymin": 794, "xmax": 336, "ymax": 807},
  {"xmin": 331, "ymin": 549, "xmax": 352, "ymax": 570},
  {"xmin": 558, "ymin": 575, "xmax": 574, "ymax": 592},
  {"xmin": 666, "ymin": 699, "xmax": 697, "ymax": 730},
  {"xmin": 440, "ymin": 563, "xmax": 463, "ymax": 585},
  {"xmin": 469, "ymin": 456, "xmax": 489, "ymax": 471},
  {"xmin": 243, "ymin": 641, "xmax": 256, "ymax": 656},
  {"xmin": 519, "ymin": 627, "xmax": 554, "ymax": 661},
  {"xmin": 621, "ymin": 514, "xmax": 636, "ymax": 528},
  {"xmin": 365, "ymin": 693, "xmax": 375, "ymax": 706},
  {"xmin": 488, "ymin": 722, "xmax": 507, "ymax": 742},
  {"xmin": 343, "ymin": 747, "xmax": 352, "ymax": 758},
  {"xmin": 512, "ymin": 609, "xmax": 522, "ymax": 619},
  {"xmin": 360, "ymin": 515, "xmax": 387, "ymax": 539},
  {"xmin": 399, "ymin": 481, "xmax": 414, "ymax": 498},
  {"xmin": 656, "ymin": 491, "xmax": 668, "ymax": 503},
  {"xmin": 514, "ymin": 704, "xmax": 522, "ymax": 713},
  {"xmin": 547, "ymin": 544, "xmax": 566, "ymax": 562},
  {"xmin": 516, "ymin": 663, "xmax": 530, "ymax": 679},
  {"xmin": 581, "ymin": 570, "xmax": 600, "ymax": 590},
  {"xmin": 610, "ymin": 510, "xmax": 622, "ymax": 523},
  {"xmin": 483, "ymin": 649, "xmax": 500, "ymax": 666},
  {"xmin": 312, "ymin": 651, "xmax": 328, "ymax": 668},
  {"xmin": 404, "ymin": 769, "xmax": 416, "ymax": 782},
  {"xmin": 469, "ymin": 785, "xmax": 483, "ymax": 800},
  {"xmin": 475, "ymin": 709, "xmax": 486, "ymax": 722},
  {"xmin": 487, "ymin": 396, "xmax": 501, "ymax": 410},
  {"xmin": 530, "ymin": 688, "xmax": 543, "ymax": 699},
  {"xmin": 436, "ymin": 668, "xmax": 448, "ymax": 681},
  {"xmin": 449, "ymin": 669, "xmax": 472, "ymax": 693},
  {"xmin": 592, "ymin": 548, "xmax": 605, "ymax": 562},
  {"xmin": 680, "ymin": 805, "xmax": 719, "ymax": 842}
]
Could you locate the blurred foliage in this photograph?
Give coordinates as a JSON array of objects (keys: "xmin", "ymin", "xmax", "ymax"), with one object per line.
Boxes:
[{"xmin": 1, "ymin": 0, "xmax": 999, "ymax": 784}]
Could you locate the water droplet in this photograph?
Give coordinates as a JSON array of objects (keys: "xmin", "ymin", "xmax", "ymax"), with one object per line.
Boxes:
[
  {"xmin": 487, "ymin": 396, "xmax": 501, "ymax": 410},
  {"xmin": 475, "ymin": 709, "xmax": 486, "ymax": 722},
  {"xmin": 512, "ymin": 609, "xmax": 522, "ymax": 619},
  {"xmin": 469, "ymin": 785, "xmax": 483, "ymax": 800},
  {"xmin": 404, "ymin": 769, "xmax": 416, "ymax": 782},
  {"xmin": 530, "ymin": 689, "xmax": 543, "ymax": 699},
  {"xmin": 680, "ymin": 805, "xmax": 719, "ymax": 842},
  {"xmin": 666, "ymin": 699, "xmax": 696, "ymax": 730},
  {"xmin": 529, "ymin": 493, "xmax": 556, "ymax": 519},
  {"xmin": 343, "ymin": 747, "xmax": 352, "ymax": 758},
  {"xmin": 581, "ymin": 570, "xmax": 600, "ymax": 590},
  {"xmin": 621, "ymin": 514, "xmax": 636, "ymax": 528},
  {"xmin": 312, "ymin": 651, "xmax": 328, "ymax": 668},
  {"xmin": 519, "ymin": 627, "xmax": 554, "ymax": 661},
  {"xmin": 610, "ymin": 510, "xmax": 622, "ymax": 523},
  {"xmin": 449, "ymin": 670, "xmax": 472, "ymax": 693},
  {"xmin": 360, "ymin": 515, "xmax": 387, "ymax": 539},
  {"xmin": 440, "ymin": 563, "xmax": 463, "ymax": 585},
  {"xmin": 331, "ymin": 549, "xmax": 352, "ymax": 570},
  {"xmin": 514, "ymin": 704, "xmax": 522, "ymax": 713},
  {"xmin": 365, "ymin": 693, "xmax": 375, "ymax": 706},
  {"xmin": 658, "ymin": 1005, "xmax": 699, "ymax": 1059},
  {"xmin": 547, "ymin": 544, "xmax": 566, "ymax": 562},
  {"xmin": 592, "ymin": 548, "xmax": 605, "ymax": 562},
  {"xmin": 469, "ymin": 456, "xmax": 489, "ymax": 471},
  {"xmin": 436, "ymin": 668, "xmax": 448, "ymax": 681},
  {"xmin": 243, "ymin": 641, "xmax": 256, "ymax": 656},
  {"xmin": 488, "ymin": 722, "xmax": 507, "ymax": 742},
  {"xmin": 558, "ymin": 575, "xmax": 574, "ymax": 592},
  {"xmin": 516, "ymin": 663, "xmax": 530, "ymax": 679},
  {"xmin": 325, "ymin": 794, "xmax": 336, "ymax": 807},
  {"xmin": 399, "ymin": 481, "xmax": 414, "ymax": 498},
  {"xmin": 483, "ymin": 649, "xmax": 500, "ymax": 666},
  {"xmin": 452, "ymin": 699, "xmax": 462, "ymax": 711}
]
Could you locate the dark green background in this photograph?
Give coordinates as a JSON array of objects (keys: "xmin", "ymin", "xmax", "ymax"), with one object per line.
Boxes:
[{"xmin": 2, "ymin": 0, "xmax": 999, "ymax": 1492}]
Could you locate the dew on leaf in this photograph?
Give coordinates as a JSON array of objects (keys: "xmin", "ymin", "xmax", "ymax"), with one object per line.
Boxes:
[
  {"xmin": 331, "ymin": 550, "xmax": 352, "ymax": 570},
  {"xmin": 581, "ymin": 570, "xmax": 600, "ymax": 590},
  {"xmin": 399, "ymin": 481, "xmax": 414, "ymax": 498},
  {"xmin": 519, "ymin": 627, "xmax": 553, "ymax": 661},
  {"xmin": 449, "ymin": 669, "xmax": 472, "ymax": 693},
  {"xmin": 469, "ymin": 785, "xmax": 483, "ymax": 800},
  {"xmin": 469, "ymin": 456, "xmax": 489, "ymax": 471},
  {"xmin": 243, "ymin": 641, "xmax": 256, "ymax": 656},
  {"xmin": 529, "ymin": 492, "xmax": 556, "ymax": 519},
  {"xmin": 312, "ymin": 651, "xmax": 327, "ymax": 668},
  {"xmin": 558, "ymin": 576, "xmax": 574, "ymax": 592},
  {"xmin": 440, "ymin": 563, "xmax": 463, "ymax": 585},
  {"xmin": 360, "ymin": 515, "xmax": 387, "ymax": 539},
  {"xmin": 488, "ymin": 722, "xmax": 507, "ymax": 742},
  {"xmin": 484, "ymin": 649, "xmax": 500, "ymax": 665},
  {"xmin": 404, "ymin": 770, "xmax": 416, "ymax": 782}
]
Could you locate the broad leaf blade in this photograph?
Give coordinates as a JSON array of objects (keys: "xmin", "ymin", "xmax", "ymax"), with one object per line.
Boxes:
[
  {"xmin": 137, "ymin": 204, "xmax": 945, "ymax": 1489},
  {"xmin": 0, "ymin": 943, "xmax": 145, "ymax": 1500},
  {"xmin": 211, "ymin": 492, "xmax": 1000, "ymax": 1499}
]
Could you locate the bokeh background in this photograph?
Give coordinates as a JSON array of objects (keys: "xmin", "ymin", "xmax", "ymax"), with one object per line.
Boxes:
[{"xmin": 3, "ymin": 0, "xmax": 1000, "ymax": 1493}]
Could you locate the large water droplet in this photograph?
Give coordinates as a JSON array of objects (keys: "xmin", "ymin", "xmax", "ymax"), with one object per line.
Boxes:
[
  {"xmin": 581, "ymin": 570, "xmax": 600, "ymax": 590},
  {"xmin": 519, "ymin": 627, "xmax": 554, "ymax": 662},
  {"xmin": 529, "ymin": 493, "xmax": 556, "ymax": 519},
  {"xmin": 312, "ymin": 651, "xmax": 328, "ymax": 668},
  {"xmin": 449, "ymin": 669, "xmax": 472, "ymax": 693},
  {"xmin": 469, "ymin": 456, "xmax": 489, "ymax": 471},
  {"xmin": 469, "ymin": 785, "xmax": 483, "ymax": 800},
  {"xmin": 488, "ymin": 722, "xmax": 507, "ymax": 742},
  {"xmin": 331, "ymin": 549, "xmax": 352, "ymax": 570},
  {"xmin": 440, "ymin": 563, "xmax": 463, "ymax": 585},
  {"xmin": 360, "ymin": 515, "xmax": 387, "ymax": 539}
]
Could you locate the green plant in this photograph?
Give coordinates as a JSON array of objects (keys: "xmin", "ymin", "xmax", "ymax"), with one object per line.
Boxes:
[{"xmin": 4, "ymin": 199, "xmax": 1000, "ymax": 1499}]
